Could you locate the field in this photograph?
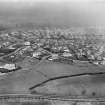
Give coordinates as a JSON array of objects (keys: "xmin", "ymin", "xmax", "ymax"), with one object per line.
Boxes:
[{"xmin": 0, "ymin": 60, "xmax": 105, "ymax": 94}]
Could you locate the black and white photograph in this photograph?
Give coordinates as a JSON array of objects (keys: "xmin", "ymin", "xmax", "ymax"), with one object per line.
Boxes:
[{"xmin": 0, "ymin": 0, "xmax": 105, "ymax": 105}]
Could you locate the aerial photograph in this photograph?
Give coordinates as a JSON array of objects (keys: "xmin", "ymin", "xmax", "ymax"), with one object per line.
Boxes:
[{"xmin": 0, "ymin": 0, "xmax": 105, "ymax": 105}]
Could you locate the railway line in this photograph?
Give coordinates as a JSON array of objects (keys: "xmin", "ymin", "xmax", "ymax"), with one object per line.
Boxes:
[{"xmin": 0, "ymin": 94, "xmax": 105, "ymax": 103}]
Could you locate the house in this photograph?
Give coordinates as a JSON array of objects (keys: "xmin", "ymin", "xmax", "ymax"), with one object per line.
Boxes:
[
  {"xmin": 88, "ymin": 55, "xmax": 95, "ymax": 60},
  {"xmin": 32, "ymin": 51, "xmax": 43, "ymax": 60},
  {"xmin": 24, "ymin": 41, "xmax": 31, "ymax": 46},
  {"xmin": 62, "ymin": 52, "xmax": 73, "ymax": 57},
  {"xmin": 92, "ymin": 61, "xmax": 100, "ymax": 65},
  {"xmin": 32, "ymin": 52, "xmax": 41, "ymax": 57},
  {"xmin": 100, "ymin": 60, "xmax": 105, "ymax": 65},
  {"xmin": 64, "ymin": 48, "xmax": 70, "ymax": 53},
  {"xmin": 0, "ymin": 64, "xmax": 16, "ymax": 70},
  {"xmin": 48, "ymin": 54, "xmax": 59, "ymax": 61},
  {"xmin": 63, "ymin": 46, "xmax": 70, "ymax": 52}
]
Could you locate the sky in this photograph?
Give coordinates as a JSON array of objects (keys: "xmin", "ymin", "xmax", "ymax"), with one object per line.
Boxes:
[
  {"xmin": 0, "ymin": 0, "xmax": 104, "ymax": 2},
  {"xmin": 0, "ymin": 0, "xmax": 105, "ymax": 28}
]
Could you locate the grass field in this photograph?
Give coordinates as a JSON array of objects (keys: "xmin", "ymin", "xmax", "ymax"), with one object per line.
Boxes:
[{"xmin": 0, "ymin": 60, "xmax": 105, "ymax": 98}]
